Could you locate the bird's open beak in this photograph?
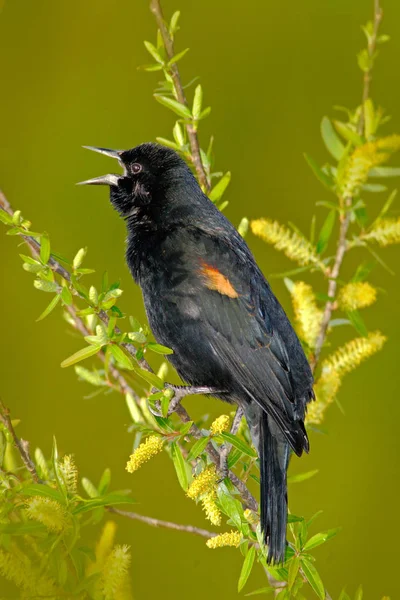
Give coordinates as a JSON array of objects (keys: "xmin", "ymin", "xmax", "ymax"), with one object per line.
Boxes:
[
  {"xmin": 76, "ymin": 174, "xmax": 121, "ymax": 186},
  {"xmin": 77, "ymin": 146, "xmax": 126, "ymax": 186}
]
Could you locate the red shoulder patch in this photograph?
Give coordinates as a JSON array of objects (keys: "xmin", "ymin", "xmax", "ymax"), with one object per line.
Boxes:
[{"xmin": 199, "ymin": 261, "xmax": 239, "ymax": 299}]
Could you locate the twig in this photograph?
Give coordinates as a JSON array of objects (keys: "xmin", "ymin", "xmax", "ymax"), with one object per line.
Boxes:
[
  {"xmin": 149, "ymin": 0, "xmax": 211, "ymax": 192},
  {"xmin": 0, "ymin": 397, "xmax": 40, "ymax": 483},
  {"xmin": 109, "ymin": 507, "xmax": 215, "ymax": 539},
  {"xmin": 0, "ymin": 192, "xmax": 258, "ymax": 511},
  {"xmin": 310, "ymin": 0, "xmax": 383, "ymax": 372}
]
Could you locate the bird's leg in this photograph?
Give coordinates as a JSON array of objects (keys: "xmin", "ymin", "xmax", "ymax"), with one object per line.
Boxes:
[
  {"xmin": 218, "ymin": 407, "xmax": 244, "ymax": 481},
  {"xmin": 165, "ymin": 384, "xmax": 225, "ymax": 415}
]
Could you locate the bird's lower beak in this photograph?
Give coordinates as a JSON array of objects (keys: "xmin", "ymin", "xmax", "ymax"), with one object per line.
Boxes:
[{"xmin": 76, "ymin": 174, "xmax": 121, "ymax": 186}]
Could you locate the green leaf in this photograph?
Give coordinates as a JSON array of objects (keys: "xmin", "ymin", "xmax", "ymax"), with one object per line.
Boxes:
[
  {"xmin": 304, "ymin": 154, "xmax": 334, "ymax": 190},
  {"xmin": 132, "ymin": 365, "xmax": 164, "ymax": 390},
  {"xmin": 352, "ymin": 261, "xmax": 375, "ymax": 283},
  {"xmin": 192, "ymin": 84, "xmax": 203, "ymax": 120},
  {"xmin": 40, "ymin": 233, "xmax": 51, "ymax": 264},
  {"xmin": 143, "ymin": 40, "xmax": 164, "ymax": 64},
  {"xmin": 168, "ymin": 47, "xmax": 190, "ymax": 66},
  {"xmin": 362, "ymin": 183, "xmax": 387, "ymax": 193},
  {"xmin": 72, "ymin": 493, "xmax": 136, "ymax": 514},
  {"xmin": 354, "ymin": 585, "xmax": 363, "ymax": 600},
  {"xmin": 303, "ymin": 528, "xmax": 340, "ymax": 551},
  {"xmin": 147, "ymin": 342, "xmax": 174, "ymax": 355},
  {"xmin": 98, "ymin": 467, "xmax": 111, "ymax": 495},
  {"xmin": 238, "ymin": 546, "xmax": 256, "ymax": 592},
  {"xmin": 287, "ymin": 514, "xmax": 304, "ymax": 523},
  {"xmin": 316, "ymin": 210, "xmax": 336, "ymax": 254},
  {"xmin": 320, "ymin": 117, "xmax": 344, "ymax": 161},
  {"xmin": 61, "ymin": 344, "xmax": 102, "ymax": 368},
  {"xmin": 61, "ymin": 286, "xmax": 73, "ymax": 305},
  {"xmin": 347, "ymin": 310, "xmax": 368, "ymax": 337},
  {"xmin": 187, "ymin": 437, "xmax": 209, "ymax": 461},
  {"xmin": 221, "ymin": 432, "xmax": 257, "ymax": 458},
  {"xmin": 288, "ymin": 469, "xmax": 319, "ymax": 484},
  {"xmin": 217, "ymin": 485, "xmax": 243, "ymax": 529},
  {"xmin": 0, "ymin": 209, "xmax": 13, "ymax": 224},
  {"xmin": 170, "ymin": 442, "xmax": 188, "ymax": 491},
  {"xmin": 301, "ymin": 558, "xmax": 325, "ymax": 600},
  {"xmin": 369, "ymin": 166, "xmax": 400, "ymax": 178},
  {"xmin": 110, "ymin": 345, "xmax": 134, "ymax": 370},
  {"xmin": 169, "ymin": 10, "xmax": 180, "ymax": 35},
  {"xmin": 34, "ymin": 279, "xmax": 58, "ymax": 293},
  {"xmin": 338, "ymin": 590, "xmax": 351, "ymax": 600},
  {"xmin": 81, "ymin": 477, "xmax": 99, "ymax": 498},
  {"xmin": 245, "ymin": 587, "xmax": 274, "ymax": 596},
  {"xmin": 36, "ymin": 293, "xmax": 61, "ymax": 322},
  {"xmin": 333, "ymin": 121, "xmax": 363, "ymax": 146},
  {"xmin": 20, "ymin": 483, "xmax": 63, "ymax": 501},
  {"xmin": 209, "ymin": 172, "xmax": 231, "ymax": 203},
  {"xmin": 154, "ymin": 95, "xmax": 191, "ymax": 119},
  {"xmin": 0, "ymin": 521, "xmax": 46, "ymax": 536},
  {"xmin": 373, "ymin": 189, "xmax": 397, "ymax": 226},
  {"xmin": 288, "ymin": 554, "xmax": 301, "ymax": 590},
  {"xmin": 73, "ymin": 247, "xmax": 87, "ymax": 270}
]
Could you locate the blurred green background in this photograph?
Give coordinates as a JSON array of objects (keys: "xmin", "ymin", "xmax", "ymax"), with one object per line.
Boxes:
[{"xmin": 1, "ymin": 0, "xmax": 399, "ymax": 598}]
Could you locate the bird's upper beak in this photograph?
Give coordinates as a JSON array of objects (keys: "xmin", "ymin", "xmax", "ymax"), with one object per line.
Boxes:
[{"xmin": 77, "ymin": 146, "xmax": 126, "ymax": 186}]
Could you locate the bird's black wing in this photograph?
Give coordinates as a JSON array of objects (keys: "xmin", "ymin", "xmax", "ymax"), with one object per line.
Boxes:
[{"xmin": 178, "ymin": 230, "xmax": 313, "ymax": 456}]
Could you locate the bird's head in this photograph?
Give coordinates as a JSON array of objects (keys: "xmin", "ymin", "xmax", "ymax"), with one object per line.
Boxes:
[{"xmin": 78, "ymin": 142, "xmax": 191, "ymax": 218}]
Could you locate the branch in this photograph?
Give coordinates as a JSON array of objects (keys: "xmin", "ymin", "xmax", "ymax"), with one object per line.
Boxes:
[
  {"xmin": 149, "ymin": 0, "xmax": 211, "ymax": 192},
  {"xmin": 109, "ymin": 507, "xmax": 215, "ymax": 539},
  {"xmin": 310, "ymin": 0, "xmax": 382, "ymax": 372},
  {"xmin": 0, "ymin": 397, "xmax": 40, "ymax": 483},
  {"xmin": 0, "ymin": 192, "xmax": 257, "ymax": 513}
]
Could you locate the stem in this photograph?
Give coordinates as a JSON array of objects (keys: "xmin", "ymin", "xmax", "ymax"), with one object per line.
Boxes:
[
  {"xmin": 0, "ymin": 397, "xmax": 40, "ymax": 483},
  {"xmin": 0, "ymin": 193, "xmax": 258, "ymax": 512},
  {"xmin": 109, "ymin": 507, "xmax": 215, "ymax": 538},
  {"xmin": 310, "ymin": 0, "xmax": 382, "ymax": 373},
  {"xmin": 149, "ymin": 0, "xmax": 211, "ymax": 192}
]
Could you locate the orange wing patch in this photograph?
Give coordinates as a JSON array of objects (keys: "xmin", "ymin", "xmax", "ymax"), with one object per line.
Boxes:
[{"xmin": 199, "ymin": 261, "xmax": 239, "ymax": 299}]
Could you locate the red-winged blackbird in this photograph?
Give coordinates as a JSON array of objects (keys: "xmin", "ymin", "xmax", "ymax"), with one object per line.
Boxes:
[{"xmin": 80, "ymin": 143, "xmax": 314, "ymax": 564}]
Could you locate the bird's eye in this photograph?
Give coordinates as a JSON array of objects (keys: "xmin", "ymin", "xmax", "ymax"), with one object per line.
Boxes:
[{"xmin": 131, "ymin": 163, "xmax": 142, "ymax": 174}]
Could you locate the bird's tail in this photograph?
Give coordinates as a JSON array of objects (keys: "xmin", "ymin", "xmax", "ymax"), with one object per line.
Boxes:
[{"xmin": 259, "ymin": 411, "xmax": 290, "ymax": 565}]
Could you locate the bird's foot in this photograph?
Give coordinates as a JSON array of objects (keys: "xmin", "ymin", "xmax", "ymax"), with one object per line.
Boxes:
[
  {"xmin": 148, "ymin": 384, "xmax": 225, "ymax": 417},
  {"xmin": 164, "ymin": 384, "xmax": 225, "ymax": 416}
]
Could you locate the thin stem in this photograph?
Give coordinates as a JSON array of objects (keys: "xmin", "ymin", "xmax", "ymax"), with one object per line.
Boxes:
[
  {"xmin": 310, "ymin": 0, "xmax": 382, "ymax": 373},
  {"xmin": 0, "ymin": 193, "xmax": 258, "ymax": 512},
  {"xmin": 109, "ymin": 507, "xmax": 215, "ymax": 539},
  {"xmin": 149, "ymin": 0, "xmax": 211, "ymax": 192},
  {"xmin": 0, "ymin": 397, "xmax": 40, "ymax": 483}
]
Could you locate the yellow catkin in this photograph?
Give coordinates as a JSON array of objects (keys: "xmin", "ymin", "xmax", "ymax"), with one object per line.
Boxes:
[
  {"xmin": 339, "ymin": 134, "xmax": 400, "ymax": 198},
  {"xmin": 25, "ymin": 496, "xmax": 69, "ymax": 533},
  {"xmin": 362, "ymin": 217, "xmax": 400, "ymax": 246},
  {"xmin": 0, "ymin": 547, "xmax": 58, "ymax": 595},
  {"xmin": 96, "ymin": 521, "xmax": 117, "ymax": 568},
  {"xmin": 306, "ymin": 331, "xmax": 386, "ymax": 425},
  {"xmin": 210, "ymin": 414, "xmax": 230, "ymax": 435},
  {"xmin": 251, "ymin": 219, "xmax": 325, "ymax": 269},
  {"xmin": 187, "ymin": 464, "xmax": 219, "ymax": 500},
  {"xmin": 338, "ymin": 282, "xmax": 377, "ymax": 312},
  {"xmin": 201, "ymin": 491, "xmax": 222, "ymax": 526},
  {"xmin": 322, "ymin": 331, "xmax": 386, "ymax": 377},
  {"xmin": 291, "ymin": 281, "xmax": 323, "ymax": 348},
  {"xmin": 206, "ymin": 531, "xmax": 242, "ymax": 549},
  {"xmin": 101, "ymin": 544, "xmax": 131, "ymax": 600},
  {"xmin": 244, "ymin": 509, "xmax": 259, "ymax": 524},
  {"xmin": 306, "ymin": 371, "xmax": 342, "ymax": 425},
  {"xmin": 58, "ymin": 454, "xmax": 78, "ymax": 493},
  {"xmin": 125, "ymin": 435, "xmax": 163, "ymax": 473}
]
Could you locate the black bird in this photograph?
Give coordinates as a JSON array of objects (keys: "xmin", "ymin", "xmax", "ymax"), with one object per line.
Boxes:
[{"xmin": 79, "ymin": 143, "xmax": 314, "ymax": 564}]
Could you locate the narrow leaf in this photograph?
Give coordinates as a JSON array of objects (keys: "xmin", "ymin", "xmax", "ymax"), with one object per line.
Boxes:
[
  {"xmin": 304, "ymin": 154, "xmax": 334, "ymax": 190},
  {"xmin": 347, "ymin": 310, "xmax": 368, "ymax": 337},
  {"xmin": 187, "ymin": 437, "xmax": 209, "ymax": 461},
  {"xmin": 61, "ymin": 344, "xmax": 102, "ymax": 368},
  {"xmin": 333, "ymin": 121, "xmax": 364, "ymax": 146},
  {"xmin": 110, "ymin": 345, "xmax": 134, "ymax": 370},
  {"xmin": 221, "ymin": 432, "xmax": 257, "ymax": 458},
  {"xmin": 37, "ymin": 293, "xmax": 61, "ymax": 322},
  {"xmin": 154, "ymin": 95, "xmax": 191, "ymax": 119},
  {"xmin": 147, "ymin": 342, "xmax": 174, "ymax": 355},
  {"xmin": 40, "ymin": 233, "xmax": 51, "ymax": 264},
  {"xmin": 301, "ymin": 558, "xmax": 325, "ymax": 600},
  {"xmin": 316, "ymin": 210, "xmax": 336, "ymax": 254},
  {"xmin": 170, "ymin": 442, "xmax": 188, "ymax": 490},
  {"xmin": 320, "ymin": 117, "xmax": 344, "ymax": 160},
  {"xmin": 369, "ymin": 166, "xmax": 400, "ymax": 178},
  {"xmin": 238, "ymin": 546, "xmax": 256, "ymax": 592},
  {"xmin": 209, "ymin": 172, "xmax": 231, "ymax": 203},
  {"xmin": 303, "ymin": 528, "xmax": 340, "ymax": 551},
  {"xmin": 288, "ymin": 554, "xmax": 301, "ymax": 590}
]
